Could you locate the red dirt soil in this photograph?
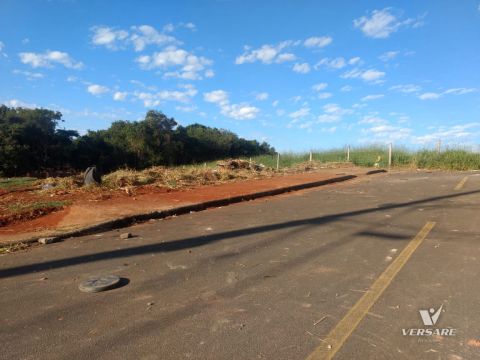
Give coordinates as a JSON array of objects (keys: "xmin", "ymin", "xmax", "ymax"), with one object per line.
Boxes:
[{"xmin": 0, "ymin": 168, "xmax": 368, "ymax": 244}]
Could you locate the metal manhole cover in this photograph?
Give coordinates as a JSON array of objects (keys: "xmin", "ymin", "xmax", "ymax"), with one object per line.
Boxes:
[{"xmin": 79, "ymin": 275, "xmax": 121, "ymax": 293}]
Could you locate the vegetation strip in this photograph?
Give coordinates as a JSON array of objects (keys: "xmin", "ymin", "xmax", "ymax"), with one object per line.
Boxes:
[{"xmin": 2, "ymin": 174, "xmax": 357, "ymax": 247}]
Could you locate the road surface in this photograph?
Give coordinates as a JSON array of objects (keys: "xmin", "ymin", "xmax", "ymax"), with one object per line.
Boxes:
[{"xmin": 1, "ymin": 170, "xmax": 479, "ymax": 359}]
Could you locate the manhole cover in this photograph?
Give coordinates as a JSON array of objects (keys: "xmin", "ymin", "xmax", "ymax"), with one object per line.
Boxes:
[{"xmin": 79, "ymin": 275, "xmax": 121, "ymax": 293}]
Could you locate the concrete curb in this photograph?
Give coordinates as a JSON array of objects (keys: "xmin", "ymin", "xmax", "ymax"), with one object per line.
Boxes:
[{"xmin": 5, "ymin": 171, "xmax": 385, "ymax": 246}]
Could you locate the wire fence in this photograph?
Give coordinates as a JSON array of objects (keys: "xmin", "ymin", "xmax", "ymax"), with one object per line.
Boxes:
[{"xmin": 248, "ymin": 143, "xmax": 480, "ymax": 171}]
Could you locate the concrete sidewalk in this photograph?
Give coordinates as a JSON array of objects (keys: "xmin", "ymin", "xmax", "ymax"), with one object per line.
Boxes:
[{"xmin": 0, "ymin": 167, "xmax": 384, "ymax": 245}]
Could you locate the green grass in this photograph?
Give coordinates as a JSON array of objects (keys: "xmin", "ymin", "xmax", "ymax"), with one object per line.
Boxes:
[
  {"xmin": 250, "ymin": 147, "xmax": 480, "ymax": 171},
  {"xmin": 7, "ymin": 200, "xmax": 71, "ymax": 214},
  {"xmin": 0, "ymin": 177, "xmax": 37, "ymax": 190}
]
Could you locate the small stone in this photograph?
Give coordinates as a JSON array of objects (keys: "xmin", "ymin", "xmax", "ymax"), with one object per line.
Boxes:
[
  {"xmin": 38, "ymin": 237, "xmax": 60, "ymax": 245},
  {"xmin": 120, "ymin": 233, "xmax": 132, "ymax": 239},
  {"xmin": 147, "ymin": 302, "xmax": 154, "ymax": 306},
  {"xmin": 79, "ymin": 275, "xmax": 121, "ymax": 293}
]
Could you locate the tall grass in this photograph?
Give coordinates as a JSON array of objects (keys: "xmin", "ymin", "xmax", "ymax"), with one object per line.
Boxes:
[{"xmin": 250, "ymin": 146, "xmax": 480, "ymax": 170}]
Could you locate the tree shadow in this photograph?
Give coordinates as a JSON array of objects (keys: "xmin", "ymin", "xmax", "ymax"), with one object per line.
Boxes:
[{"xmin": 0, "ymin": 189, "xmax": 478, "ymax": 279}]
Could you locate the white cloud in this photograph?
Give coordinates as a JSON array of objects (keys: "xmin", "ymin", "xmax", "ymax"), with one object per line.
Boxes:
[
  {"xmin": 358, "ymin": 115, "xmax": 387, "ymax": 125},
  {"xmin": 134, "ymin": 84, "xmax": 197, "ymax": 106},
  {"xmin": 379, "ymin": 51, "xmax": 400, "ymax": 61},
  {"xmin": 364, "ymin": 124, "xmax": 412, "ymax": 142},
  {"xmin": 91, "ymin": 25, "xmax": 177, "ymax": 51},
  {"xmin": 318, "ymin": 92, "xmax": 332, "ymax": 99},
  {"xmin": 203, "ymin": 89, "xmax": 259, "ymax": 120},
  {"xmin": 353, "ymin": 8, "xmax": 425, "ymax": 39},
  {"xmin": 175, "ymin": 105, "xmax": 197, "ymax": 113},
  {"xmin": 342, "ymin": 68, "xmax": 385, "ymax": 83},
  {"xmin": 341, "ymin": 85, "xmax": 353, "ymax": 92},
  {"xmin": 1, "ymin": 99, "xmax": 37, "ymax": 108},
  {"xmin": 389, "ymin": 84, "xmax": 421, "ymax": 93},
  {"xmin": 91, "ymin": 26, "xmax": 129, "ymax": 50},
  {"xmin": 256, "ymin": 92, "xmax": 269, "ymax": 101},
  {"xmin": 443, "ymin": 88, "xmax": 476, "ymax": 95},
  {"xmin": 304, "ymin": 36, "xmax": 332, "ymax": 48},
  {"xmin": 317, "ymin": 103, "xmax": 353, "ymax": 123},
  {"xmin": 413, "ymin": 123, "xmax": 480, "ymax": 144},
  {"xmin": 235, "ymin": 41, "xmax": 297, "ymax": 65},
  {"xmin": 348, "ymin": 57, "xmax": 362, "ymax": 65},
  {"xmin": 221, "ymin": 104, "xmax": 259, "ymax": 120},
  {"xmin": 289, "ymin": 107, "xmax": 310, "ymax": 119},
  {"xmin": 315, "ymin": 57, "xmax": 346, "ymax": 70},
  {"xmin": 292, "ymin": 62, "xmax": 311, "ymax": 73},
  {"xmin": 362, "ymin": 94, "xmax": 384, "ymax": 101},
  {"xmin": 204, "ymin": 90, "xmax": 229, "ymax": 105},
  {"xmin": 0, "ymin": 41, "xmax": 6, "ymax": 58},
  {"xmin": 19, "ymin": 50, "xmax": 83, "ymax": 69},
  {"xmin": 418, "ymin": 88, "xmax": 477, "ymax": 100},
  {"xmin": 312, "ymin": 82, "xmax": 328, "ymax": 92},
  {"xmin": 136, "ymin": 46, "xmax": 213, "ymax": 80},
  {"xmin": 12, "ymin": 69, "xmax": 44, "ymax": 80},
  {"xmin": 276, "ymin": 53, "xmax": 297, "ymax": 63},
  {"xmin": 113, "ymin": 91, "xmax": 128, "ymax": 101},
  {"xmin": 87, "ymin": 84, "xmax": 109, "ymax": 96}
]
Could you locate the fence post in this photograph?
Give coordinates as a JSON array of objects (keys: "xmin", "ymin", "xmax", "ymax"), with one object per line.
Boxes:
[
  {"xmin": 388, "ymin": 143, "xmax": 392, "ymax": 168},
  {"xmin": 347, "ymin": 145, "xmax": 350, "ymax": 162},
  {"xmin": 276, "ymin": 153, "xmax": 280, "ymax": 171},
  {"xmin": 436, "ymin": 139, "xmax": 442, "ymax": 153},
  {"xmin": 309, "ymin": 150, "xmax": 313, "ymax": 162}
]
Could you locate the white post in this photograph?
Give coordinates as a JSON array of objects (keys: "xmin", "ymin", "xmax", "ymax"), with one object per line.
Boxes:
[
  {"xmin": 388, "ymin": 143, "xmax": 392, "ymax": 168},
  {"xmin": 347, "ymin": 146, "xmax": 350, "ymax": 162},
  {"xmin": 436, "ymin": 139, "xmax": 441, "ymax": 153},
  {"xmin": 276, "ymin": 153, "xmax": 280, "ymax": 171},
  {"xmin": 309, "ymin": 150, "xmax": 313, "ymax": 162}
]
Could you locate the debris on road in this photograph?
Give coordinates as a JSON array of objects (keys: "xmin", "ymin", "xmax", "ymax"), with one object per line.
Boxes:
[
  {"xmin": 38, "ymin": 237, "xmax": 60, "ymax": 245},
  {"xmin": 78, "ymin": 275, "xmax": 122, "ymax": 293},
  {"xmin": 120, "ymin": 232, "xmax": 133, "ymax": 239}
]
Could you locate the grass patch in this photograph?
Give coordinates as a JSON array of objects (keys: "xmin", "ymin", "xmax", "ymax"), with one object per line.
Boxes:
[
  {"xmin": 7, "ymin": 200, "xmax": 71, "ymax": 214},
  {"xmin": 0, "ymin": 177, "xmax": 37, "ymax": 190}
]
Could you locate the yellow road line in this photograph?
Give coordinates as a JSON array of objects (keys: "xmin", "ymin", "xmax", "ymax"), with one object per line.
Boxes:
[
  {"xmin": 306, "ymin": 221, "xmax": 436, "ymax": 360},
  {"xmin": 454, "ymin": 176, "xmax": 468, "ymax": 191}
]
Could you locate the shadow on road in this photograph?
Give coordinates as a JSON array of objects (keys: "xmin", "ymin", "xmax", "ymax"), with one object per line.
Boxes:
[{"xmin": 1, "ymin": 189, "xmax": 478, "ymax": 279}]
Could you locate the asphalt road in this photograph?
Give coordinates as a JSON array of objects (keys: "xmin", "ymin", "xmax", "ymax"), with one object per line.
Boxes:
[{"xmin": 1, "ymin": 170, "xmax": 479, "ymax": 360}]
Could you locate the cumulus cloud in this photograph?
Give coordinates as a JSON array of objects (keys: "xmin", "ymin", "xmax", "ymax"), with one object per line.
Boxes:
[
  {"xmin": 317, "ymin": 103, "xmax": 353, "ymax": 123},
  {"xmin": 235, "ymin": 41, "xmax": 298, "ymax": 65},
  {"xmin": 389, "ymin": 84, "xmax": 421, "ymax": 93},
  {"xmin": 87, "ymin": 84, "xmax": 109, "ymax": 96},
  {"xmin": 1, "ymin": 99, "xmax": 37, "ymax": 108},
  {"xmin": 235, "ymin": 37, "xmax": 332, "ymax": 66},
  {"xmin": 342, "ymin": 68, "xmax": 385, "ymax": 83},
  {"xmin": 412, "ymin": 123, "xmax": 480, "ymax": 144},
  {"xmin": 134, "ymin": 84, "xmax": 197, "ymax": 107},
  {"xmin": 362, "ymin": 94, "xmax": 384, "ymax": 101},
  {"xmin": 19, "ymin": 50, "xmax": 83, "ymax": 69},
  {"xmin": 379, "ymin": 51, "xmax": 400, "ymax": 61},
  {"xmin": 12, "ymin": 69, "xmax": 44, "ymax": 80},
  {"xmin": 91, "ymin": 25, "xmax": 177, "ymax": 51},
  {"xmin": 136, "ymin": 46, "xmax": 213, "ymax": 80},
  {"xmin": 203, "ymin": 90, "xmax": 259, "ymax": 120},
  {"xmin": 113, "ymin": 91, "xmax": 128, "ymax": 101},
  {"xmin": 314, "ymin": 57, "xmax": 346, "ymax": 70},
  {"xmin": 0, "ymin": 41, "xmax": 7, "ymax": 58},
  {"xmin": 303, "ymin": 36, "xmax": 332, "ymax": 48},
  {"xmin": 292, "ymin": 62, "xmax": 311, "ymax": 73},
  {"xmin": 418, "ymin": 88, "xmax": 476, "ymax": 100},
  {"xmin": 353, "ymin": 8, "xmax": 425, "ymax": 39},
  {"xmin": 289, "ymin": 107, "xmax": 310, "ymax": 119},
  {"xmin": 312, "ymin": 83, "xmax": 328, "ymax": 92},
  {"xmin": 255, "ymin": 92, "xmax": 269, "ymax": 101}
]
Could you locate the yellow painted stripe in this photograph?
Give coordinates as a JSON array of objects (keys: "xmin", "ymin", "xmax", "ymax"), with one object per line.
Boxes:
[
  {"xmin": 306, "ymin": 221, "xmax": 436, "ymax": 360},
  {"xmin": 454, "ymin": 176, "xmax": 468, "ymax": 191}
]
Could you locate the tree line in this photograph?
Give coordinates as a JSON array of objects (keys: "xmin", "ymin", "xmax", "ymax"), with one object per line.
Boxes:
[{"xmin": 0, "ymin": 106, "xmax": 275, "ymax": 177}]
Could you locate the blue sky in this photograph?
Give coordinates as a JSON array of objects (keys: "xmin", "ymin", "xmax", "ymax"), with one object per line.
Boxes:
[{"xmin": 1, "ymin": 0, "xmax": 480, "ymax": 151}]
